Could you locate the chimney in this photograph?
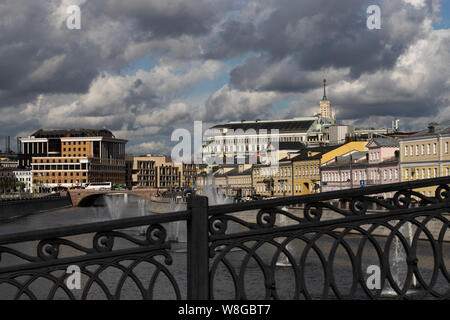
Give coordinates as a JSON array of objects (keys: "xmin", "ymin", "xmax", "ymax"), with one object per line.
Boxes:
[
  {"xmin": 5, "ymin": 136, "xmax": 10, "ymax": 153},
  {"xmin": 17, "ymin": 137, "xmax": 21, "ymax": 153},
  {"xmin": 428, "ymin": 122, "xmax": 438, "ymax": 133}
]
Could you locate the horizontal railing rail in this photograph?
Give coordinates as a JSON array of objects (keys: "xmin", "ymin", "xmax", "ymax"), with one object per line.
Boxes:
[
  {"xmin": 208, "ymin": 176, "xmax": 450, "ymax": 215},
  {"xmin": 0, "ymin": 210, "xmax": 188, "ymax": 245}
]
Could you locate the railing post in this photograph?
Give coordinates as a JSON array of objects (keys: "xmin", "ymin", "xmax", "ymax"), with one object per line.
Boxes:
[{"xmin": 187, "ymin": 195, "xmax": 209, "ymax": 300}]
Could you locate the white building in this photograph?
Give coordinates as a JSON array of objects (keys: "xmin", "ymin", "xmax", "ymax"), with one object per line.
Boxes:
[
  {"xmin": 203, "ymin": 80, "xmax": 336, "ymax": 164},
  {"xmin": 329, "ymin": 125, "xmax": 354, "ymax": 145},
  {"xmin": 13, "ymin": 169, "xmax": 33, "ymax": 192},
  {"xmin": 0, "ymin": 159, "xmax": 19, "ymax": 168}
]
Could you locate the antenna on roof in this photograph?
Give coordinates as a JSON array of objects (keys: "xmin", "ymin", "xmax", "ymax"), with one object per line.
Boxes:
[{"xmin": 322, "ymin": 79, "xmax": 327, "ymax": 101}]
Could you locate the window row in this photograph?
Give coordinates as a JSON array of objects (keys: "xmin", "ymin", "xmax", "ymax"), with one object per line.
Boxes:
[
  {"xmin": 404, "ymin": 167, "xmax": 439, "ymax": 179},
  {"xmin": 403, "ymin": 142, "xmax": 450, "ymax": 157}
]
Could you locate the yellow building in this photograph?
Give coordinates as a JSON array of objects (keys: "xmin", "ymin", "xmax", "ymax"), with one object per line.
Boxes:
[
  {"xmin": 252, "ymin": 141, "xmax": 368, "ymax": 197},
  {"xmin": 292, "ymin": 154, "xmax": 321, "ymax": 195},
  {"xmin": 272, "ymin": 159, "xmax": 293, "ymax": 197},
  {"xmin": 399, "ymin": 122, "xmax": 450, "ymax": 197},
  {"xmin": 252, "ymin": 164, "xmax": 273, "ymax": 196},
  {"xmin": 292, "ymin": 141, "xmax": 368, "ymax": 196}
]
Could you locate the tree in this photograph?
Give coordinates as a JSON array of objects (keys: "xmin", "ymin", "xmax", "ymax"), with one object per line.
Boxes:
[{"xmin": 0, "ymin": 177, "xmax": 18, "ymax": 194}]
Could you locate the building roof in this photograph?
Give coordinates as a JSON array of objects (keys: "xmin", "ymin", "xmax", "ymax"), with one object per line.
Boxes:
[
  {"xmin": 385, "ymin": 131, "xmax": 417, "ymax": 138},
  {"xmin": 367, "ymin": 137, "xmax": 399, "ymax": 148},
  {"xmin": 210, "ymin": 119, "xmax": 315, "ymax": 133},
  {"xmin": 278, "ymin": 142, "xmax": 306, "ymax": 150},
  {"xmin": 322, "ymin": 158, "xmax": 399, "ymax": 170},
  {"xmin": 31, "ymin": 128, "xmax": 115, "ymax": 138},
  {"xmin": 404, "ymin": 120, "xmax": 450, "ymax": 139},
  {"xmin": 334, "ymin": 151, "xmax": 368, "ymax": 163},
  {"xmin": 225, "ymin": 167, "xmax": 253, "ymax": 176},
  {"xmin": 288, "ymin": 144, "xmax": 344, "ymax": 162}
]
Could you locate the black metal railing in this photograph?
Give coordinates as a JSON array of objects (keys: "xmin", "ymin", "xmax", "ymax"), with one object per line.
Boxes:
[{"xmin": 0, "ymin": 177, "xmax": 450, "ymax": 299}]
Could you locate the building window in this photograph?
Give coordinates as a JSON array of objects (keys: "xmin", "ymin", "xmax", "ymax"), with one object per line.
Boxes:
[
  {"xmin": 405, "ymin": 169, "xmax": 409, "ymax": 180},
  {"xmin": 415, "ymin": 145, "xmax": 419, "ymax": 156},
  {"xmin": 434, "ymin": 168, "xmax": 437, "ymax": 178},
  {"xmin": 427, "ymin": 144, "xmax": 431, "ymax": 155},
  {"xmin": 421, "ymin": 145, "xmax": 424, "ymax": 155},
  {"xmin": 446, "ymin": 142, "xmax": 449, "ymax": 154},
  {"xmin": 404, "ymin": 146, "xmax": 408, "ymax": 156},
  {"xmin": 433, "ymin": 143, "xmax": 437, "ymax": 155},
  {"xmin": 428, "ymin": 168, "xmax": 431, "ymax": 178}
]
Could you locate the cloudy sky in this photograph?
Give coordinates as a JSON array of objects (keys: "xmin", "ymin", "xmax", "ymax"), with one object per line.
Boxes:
[{"xmin": 1, "ymin": 0, "xmax": 450, "ymax": 155}]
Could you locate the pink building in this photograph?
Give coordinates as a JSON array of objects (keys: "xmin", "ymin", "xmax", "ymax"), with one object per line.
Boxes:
[{"xmin": 321, "ymin": 137, "xmax": 399, "ymax": 199}]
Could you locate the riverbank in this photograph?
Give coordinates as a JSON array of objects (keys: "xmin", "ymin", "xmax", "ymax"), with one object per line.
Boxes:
[{"xmin": 0, "ymin": 195, "xmax": 72, "ymax": 221}]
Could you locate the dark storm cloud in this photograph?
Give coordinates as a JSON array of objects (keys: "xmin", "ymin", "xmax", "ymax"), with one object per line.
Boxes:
[
  {"xmin": 205, "ymin": 0, "xmax": 440, "ymax": 92},
  {"xmin": 95, "ymin": 0, "xmax": 233, "ymax": 40},
  {"xmin": 0, "ymin": 1, "xmax": 107, "ymax": 107},
  {"xmin": 0, "ymin": 0, "xmax": 229, "ymax": 109}
]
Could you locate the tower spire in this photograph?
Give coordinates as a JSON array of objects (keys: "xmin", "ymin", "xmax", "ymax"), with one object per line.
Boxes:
[{"xmin": 322, "ymin": 79, "xmax": 327, "ymax": 101}]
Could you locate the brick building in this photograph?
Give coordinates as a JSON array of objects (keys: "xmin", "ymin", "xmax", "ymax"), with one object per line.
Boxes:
[{"xmin": 20, "ymin": 129, "xmax": 127, "ymax": 190}]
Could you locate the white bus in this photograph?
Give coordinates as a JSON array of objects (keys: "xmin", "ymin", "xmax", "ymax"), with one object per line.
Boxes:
[{"xmin": 85, "ymin": 182, "xmax": 112, "ymax": 191}]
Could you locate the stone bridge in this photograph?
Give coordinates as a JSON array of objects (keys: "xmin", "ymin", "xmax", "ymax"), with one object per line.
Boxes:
[{"xmin": 68, "ymin": 189, "xmax": 158, "ymax": 206}]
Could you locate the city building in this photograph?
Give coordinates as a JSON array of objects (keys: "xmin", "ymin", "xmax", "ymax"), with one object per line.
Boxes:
[
  {"xmin": 321, "ymin": 151, "xmax": 368, "ymax": 192},
  {"xmin": 252, "ymin": 142, "xmax": 367, "ymax": 197},
  {"xmin": 399, "ymin": 121, "xmax": 450, "ymax": 197},
  {"xmin": 202, "ymin": 80, "xmax": 337, "ymax": 163},
  {"xmin": 212, "ymin": 165, "xmax": 235, "ymax": 195},
  {"xmin": 20, "ymin": 129, "xmax": 127, "ymax": 190},
  {"xmin": 131, "ymin": 154, "xmax": 197, "ymax": 191},
  {"xmin": 0, "ymin": 152, "xmax": 19, "ymax": 168},
  {"xmin": 292, "ymin": 151, "xmax": 322, "ymax": 196},
  {"xmin": 328, "ymin": 125, "xmax": 354, "ymax": 145},
  {"xmin": 0, "ymin": 158, "xmax": 19, "ymax": 168},
  {"xmin": 0, "ymin": 168, "xmax": 14, "ymax": 193},
  {"xmin": 0, "ymin": 168, "xmax": 13, "ymax": 180},
  {"xmin": 213, "ymin": 164, "xmax": 253, "ymax": 198},
  {"xmin": 12, "ymin": 169, "xmax": 33, "ymax": 192},
  {"xmin": 125, "ymin": 154, "xmax": 134, "ymax": 189},
  {"xmin": 272, "ymin": 158, "xmax": 293, "ymax": 197},
  {"xmin": 322, "ymin": 137, "xmax": 400, "ymax": 198},
  {"xmin": 318, "ymin": 79, "xmax": 335, "ymax": 120}
]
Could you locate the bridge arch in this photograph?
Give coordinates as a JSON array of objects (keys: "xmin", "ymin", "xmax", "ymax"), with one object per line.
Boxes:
[{"xmin": 69, "ymin": 190, "xmax": 156, "ymax": 207}]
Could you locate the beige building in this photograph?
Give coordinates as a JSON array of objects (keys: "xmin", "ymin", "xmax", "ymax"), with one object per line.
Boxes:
[
  {"xmin": 131, "ymin": 154, "xmax": 197, "ymax": 190},
  {"xmin": 252, "ymin": 160, "xmax": 293, "ymax": 197},
  {"xmin": 223, "ymin": 164, "xmax": 253, "ymax": 197},
  {"xmin": 399, "ymin": 122, "xmax": 450, "ymax": 197},
  {"xmin": 212, "ymin": 165, "xmax": 235, "ymax": 195}
]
